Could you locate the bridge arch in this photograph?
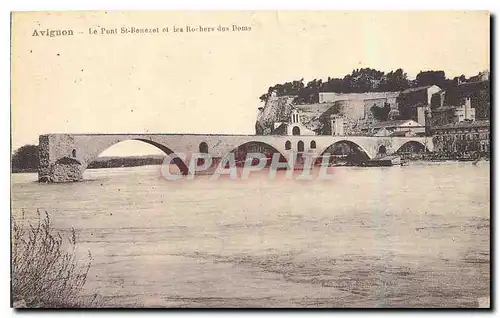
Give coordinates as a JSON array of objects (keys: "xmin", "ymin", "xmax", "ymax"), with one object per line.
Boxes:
[
  {"xmin": 84, "ymin": 138, "xmax": 189, "ymax": 176},
  {"xmin": 395, "ymin": 140, "xmax": 429, "ymax": 154},
  {"xmin": 318, "ymin": 140, "xmax": 372, "ymax": 161},
  {"xmin": 224, "ymin": 141, "xmax": 289, "ymax": 167}
]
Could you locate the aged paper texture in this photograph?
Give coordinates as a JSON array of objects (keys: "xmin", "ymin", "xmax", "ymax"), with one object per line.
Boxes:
[{"xmin": 11, "ymin": 11, "xmax": 490, "ymax": 308}]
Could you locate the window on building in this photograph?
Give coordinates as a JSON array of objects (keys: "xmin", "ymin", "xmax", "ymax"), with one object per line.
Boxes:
[
  {"xmin": 310, "ymin": 140, "xmax": 316, "ymax": 149},
  {"xmin": 297, "ymin": 141, "xmax": 304, "ymax": 152},
  {"xmin": 285, "ymin": 140, "xmax": 291, "ymax": 150},
  {"xmin": 292, "ymin": 126, "xmax": 300, "ymax": 136},
  {"xmin": 72, "ymin": 149, "xmax": 76, "ymax": 158}
]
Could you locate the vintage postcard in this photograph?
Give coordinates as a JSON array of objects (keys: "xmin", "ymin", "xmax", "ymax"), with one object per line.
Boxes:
[{"xmin": 10, "ymin": 11, "xmax": 490, "ymax": 308}]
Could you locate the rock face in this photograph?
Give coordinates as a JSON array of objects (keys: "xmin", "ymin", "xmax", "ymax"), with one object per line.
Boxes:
[
  {"xmin": 256, "ymin": 92, "xmax": 404, "ymax": 136},
  {"xmin": 39, "ymin": 157, "xmax": 83, "ymax": 183},
  {"xmin": 256, "ymin": 95, "xmax": 330, "ymax": 135},
  {"xmin": 256, "ymin": 95, "xmax": 297, "ymax": 135},
  {"xmin": 256, "ymin": 94, "xmax": 343, "ymax": 135},
  {"xmin": 51, "ymin": 160, "xmax": 83, "ymax": 182}
]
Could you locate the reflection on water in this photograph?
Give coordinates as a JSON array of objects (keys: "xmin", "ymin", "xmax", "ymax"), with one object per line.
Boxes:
[{"xmin": 11, "ymin": 162, "xmax": 490, "ymax": 307}]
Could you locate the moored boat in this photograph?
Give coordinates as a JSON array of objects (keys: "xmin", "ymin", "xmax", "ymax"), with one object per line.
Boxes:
[{"xmin": 362, "ymin": 155, "xmax": 401, "ymax": 167}]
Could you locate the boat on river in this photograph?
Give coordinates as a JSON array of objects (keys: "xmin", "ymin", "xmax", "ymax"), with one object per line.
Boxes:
[{"xmin": 361, "ymin": 155, "xmax": 402, "ymax": 167}]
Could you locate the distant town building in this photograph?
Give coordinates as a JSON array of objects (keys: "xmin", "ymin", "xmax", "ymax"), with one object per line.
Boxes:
[
  {"xmin": 431, "ymin": 97, "xmax": 476, "ymax": 128},
  {"xmin": 318, "ymin": 91, "xmax": 400, "ymax": 123},
  {"xmin": 330, "ymin": 115, "xmax": 344, "ymax": 136},
  {"xmin": 468, "ymin": 70, "xmax": 490, "ymax": 83},
  {"xmin": 319, "ymin": 91, "xmax": 399, "ymax": 105},
  {"xmin": 361, "ymin": 119, "xmax": 425, "ymax": 137},
  {"xmin": 445, "ymin": 79, "xmax": 489, "ymax": 120},
  {"xmin": 432, "ymin": 89, "xmax": 446, "ymax": 109},
  {"xmin": 256, "ymin": 82, "xmax": 488, "ymax": 139},
  {"xmin": 398, "ymin": 85, "xmax": 443, "ymax": 127},
  {"xmin": 430, "ymin": 106, "xmax": 459, "ymax": 127},
  {"xmin": 432, "ymin": 120, "xmax": 490, "ymax": 154},
  {"xmin": 283, "ymin": 108, "xmax": 316, "ymax": 136},
  {"xmin": 454, "ymin": 97, "xmax": 476, "ymax": 122}
]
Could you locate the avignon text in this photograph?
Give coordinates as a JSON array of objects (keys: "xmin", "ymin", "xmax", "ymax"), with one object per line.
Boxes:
[{"xmin": 32, "ymin": 29, "xmax": 74, "ymax": 37}]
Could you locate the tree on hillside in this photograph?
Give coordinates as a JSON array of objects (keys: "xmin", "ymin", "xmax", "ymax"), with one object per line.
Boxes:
[
  {"xmin": 320, "ymin": 77, "xmax": 344, "ymax": 93},
  {"xmin": 12, "ymin": 144, "xmax": 39, "ymax": 170},
  {"xmin": 260, "ymin": 79, "xmax": 306, "ymax": 102},
  {"xmin": 258, "ymin": 68, "xmax": 486, "ymax": 106},
  {"xmin": 300, "ymin": 79, "xmax": 323, "ymax": 104},
  {"xmin": 415, "ymin": 70, "xmax": 447, "ymax": 88},
  {"xmin": 343, "ymin": 68, "xmax": 385, "ymax": 93},
  {"xmin": 377, "ymin": 68, "xmax": 410, "ymax": 92}
]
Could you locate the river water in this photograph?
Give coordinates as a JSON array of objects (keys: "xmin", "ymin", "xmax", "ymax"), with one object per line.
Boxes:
[{"xmin": 11, "ymin": 162, "xmax": 490, "ymax": 308}]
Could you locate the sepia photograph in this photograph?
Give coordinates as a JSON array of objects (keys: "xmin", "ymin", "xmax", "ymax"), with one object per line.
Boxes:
[{"xmin": 10, "ymin": 11, "xmax": 490, "ymax": 308}]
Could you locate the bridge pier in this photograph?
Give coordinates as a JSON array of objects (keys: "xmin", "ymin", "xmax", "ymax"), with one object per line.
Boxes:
[{"xmin": 38, "ymin": 135, "xmax": 85, "ymax": 182}]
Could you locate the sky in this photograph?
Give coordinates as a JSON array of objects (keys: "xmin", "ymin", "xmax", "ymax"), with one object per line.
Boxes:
[{"xmin": 11, "ymin": 11, "xmax": 490, "ymax": 156}]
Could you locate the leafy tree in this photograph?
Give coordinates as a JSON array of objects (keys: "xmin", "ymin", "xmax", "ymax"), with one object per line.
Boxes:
[
  {"xmin": 260, "ymin": 79, "xmax": 305, "ymax": 102},
  {"xmin": 377, "ymin": 68, "xmax": 410, "ymax": 92},
  {"xmin": 415, "ymin": 70, "xmax": 447, "ymax": 88},
  {"xmin": 258, "ymin": 68, "xmax": 488, "ymax": 109},
  {"xmin": 344, "ymin": 68, "xmax": 385, "ymax": 93},
  {"xmin": 12, "ymin": 144, "xmax": 38, "ymax": 170}
]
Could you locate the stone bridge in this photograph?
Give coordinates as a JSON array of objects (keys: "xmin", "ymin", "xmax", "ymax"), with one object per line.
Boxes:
[{"xmin": 38, "ymin": 133, "xmax": 434, "ymax": 182}]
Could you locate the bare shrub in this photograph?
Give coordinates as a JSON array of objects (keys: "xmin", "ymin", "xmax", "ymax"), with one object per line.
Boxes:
[{"xmin": 11, "ymin": 209, "xmax": 96, "ymax": 308}]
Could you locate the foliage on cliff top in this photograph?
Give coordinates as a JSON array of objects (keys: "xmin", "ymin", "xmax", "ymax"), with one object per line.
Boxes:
[{"xmin": 259, "ymin": 68, "xmax": 490, "ymax": 120}]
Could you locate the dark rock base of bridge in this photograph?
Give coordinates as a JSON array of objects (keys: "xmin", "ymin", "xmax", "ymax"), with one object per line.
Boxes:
[
  {"xmin": 38, "ymin": 164, "xmax": 83, "ymax": 182},
  {"xmin": 38, "ymin": 161, "xmax": 84, "ymax": 183}
]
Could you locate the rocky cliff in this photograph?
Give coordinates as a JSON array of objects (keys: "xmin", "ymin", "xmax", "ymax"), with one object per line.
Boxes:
[
  {"xmin": 255, "ymin": 95, "xmax": 297, "ymax": 135},
  {"xmin": 255, "ymin": 95, "xmax": 337, "ymax": 135}
]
